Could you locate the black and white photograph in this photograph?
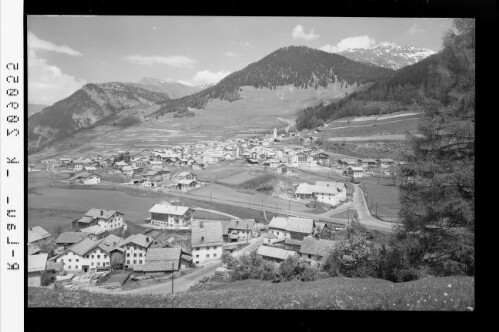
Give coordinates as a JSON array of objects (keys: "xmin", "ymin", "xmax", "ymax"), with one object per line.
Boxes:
[{"xmin": 25, "ymin": 13, "xmax": 475, "ymax": 311}]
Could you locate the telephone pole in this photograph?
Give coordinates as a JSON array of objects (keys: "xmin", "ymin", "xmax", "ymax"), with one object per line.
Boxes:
[{"xmin": 171, "ymin": 262, "xmax": 174, "ymax": 293}]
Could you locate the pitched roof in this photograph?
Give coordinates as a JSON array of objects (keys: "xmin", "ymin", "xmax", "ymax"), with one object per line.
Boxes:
[
  {"xmin": 55, "ymin": 232, "xmax": 89, "ymax": 244},
  {"xmin": 27, "ymin": 226, "xmax": 51, "ymax": 243},
  {"xmin": 268, "ymin": 216, "xmax": 288, "ymax": 230},
  {"xmin": 177, "ymin": 171, "xmax": 195, "ymax": 177},
  {"xmin": 76, "ymin": 215, "xmax": 96, "ymax": 224},
  {"xmin": 315, "ymin": 181, "xmax": 345, "ymax": 192},
  {"xmin": 119, "ymin": 233, "xmax": 153, "ymax": 249},
  {"xmin": 295, "ymin": 183, "xmax": 314, "ymax": 195},
  {"xmin": 300, "ymin": 237, "xmax": 338, "ymax": 257},
  {"xmin": 84, "ymin": 208, "xmax": 122, "ymax": 219},
  {"xmin": 134, "ymin": 247, "xmax": 181, "ymax": 272},
  {"xmin": 284, "ymin": 238, "xmax": 303, "ymax": 247},
  {"xmin": 149, "ymin": 204, "xmax": 191, "ymax": 216},
  {"xmin": 98, "ymin": 234, "xmax": 124, "ymax": 252},
  {"xmin": 348, "ymin": 166, "xmax": 364, "ymax": 171},
  {"xmin": 191, "ymin": 221, "xmax": 223, "ymax": 247},
  {"xmin": 80, "ymin": 225, "xmax": 106, "ymax": 235},
  {"xmin": 68, "ymin": 238, "xmax": 101, "ymax": 256},
  {"xmin": 228, "ymin": 219, "xmax": 255, "ymax": 231},
  {"xmin": 286, "ymin": 217, "xmax": 314, "ymax": 234},
  {"xmin": 257, "ymin": 245, "xmax": 296, "ymax": 260},
  {"xmin": 28, "ymin": 243, "xmax": 41, "ymax": 255},
  {"xmin": 28, "ymin": 253, "xmax": 48, "ymax": 273}
]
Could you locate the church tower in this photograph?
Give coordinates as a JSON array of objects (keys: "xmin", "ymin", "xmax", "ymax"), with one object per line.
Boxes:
[{"xmin": 273, "ymin": 127, "xmax": 277, "ymax": 139}]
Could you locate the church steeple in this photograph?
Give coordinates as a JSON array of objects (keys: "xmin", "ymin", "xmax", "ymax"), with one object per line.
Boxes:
[{"xmin": 273, "ymin": 127, "xmax": 277, "ymax": 139}]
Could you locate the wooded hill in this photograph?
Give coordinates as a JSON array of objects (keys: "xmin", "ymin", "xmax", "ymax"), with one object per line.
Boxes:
[
  {"xmin": 150, "ymin": 45, "xmax": 394, "ymax": 117},
  {"xmin": 295, "ymin": 53, "xmax": 442, "ymax": 130}
]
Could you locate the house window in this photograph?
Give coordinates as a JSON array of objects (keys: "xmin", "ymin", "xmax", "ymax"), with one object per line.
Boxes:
[
  {"xmin": 68, "ymin": 265, "xmax": 71, "ymax": 269},
  {"xmin": 97, "ymin": 255, "xmax": 100, "ymax": 259},
  {"xmin": 97, "ymin": 262, "xmax": 100, "ymax": 266},
  {"xmin": 206, "ymin": 254, "xmax": 210, "ymax": 258},
  {"xmin": 85, "ymin": 255, "xmax": 89, "ymax": 259},
  {"xmin": 76, "ymin": 259, "xmax": 79, "ymax": 262},
  {"xmin": 134, "ymin": 253, "xmax": 137, "ymax": 257},
  {"xmin": 127, "ymin": 260, "xmax": 130, "ymax": 264},
  {"xmin": 91, "ymin": 255, "xmax": 94, "ymax": 259},
  {"xmin": 308, "ymin": 254, "xmax": 312, "ymax": 259},
  {"xmin": 104, "ymin": 255, "xmax": 107, "ymax": 258},
  {"xmin": 68, "ymin": 259, "xmax": 71, "ymax": 262},
  {"xmin": 139, "ymin": 253, "xmax": 142, "ymax": 257},
  {"xmin": 139, "ymin": 260, "xmax": 142, "ymax": 264},
  {"xmin": 127, "ymin": 253, "xmax": 130, "ymax": 257},
  {"xmin": 133, "ymin": 260, "xmax": 137, "ymax": 264},
  {"xmin": 214, "ymin": 253, "xmax": 217, "ymax": 257},
  {"xmin": 75, "ymin": 265, "xmax": 78, "ymax": 269},
  {"xmin": 61, "ymin": 259, "xmax": 64, "ymax": 263},
  {"xmin": 91, "ymin": 262, "xmax": 94, "ymax": 266},
  {"xmin": 196, "ymin": 255, "xmax": 199, "ymax": 258}
]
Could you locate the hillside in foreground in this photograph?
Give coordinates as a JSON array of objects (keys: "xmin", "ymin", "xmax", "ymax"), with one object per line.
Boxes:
[{"xmin": 28, "ymin": 276, "xmax": 473, "ymax": 310}]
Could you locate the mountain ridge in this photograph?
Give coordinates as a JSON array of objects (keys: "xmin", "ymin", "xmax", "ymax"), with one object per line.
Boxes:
[{"xmin": 336, "ymin": 44, "xmax": 436, "ymax": 70}]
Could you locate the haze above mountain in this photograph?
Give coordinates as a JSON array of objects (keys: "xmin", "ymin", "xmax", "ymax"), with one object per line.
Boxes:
[
  {"xmin": 133, "ymin": 77, "xmax": 209, "ymax": 99},
  {"xmin": 336, "ymin": 43, "xmax": 436, "ymax": 70}
]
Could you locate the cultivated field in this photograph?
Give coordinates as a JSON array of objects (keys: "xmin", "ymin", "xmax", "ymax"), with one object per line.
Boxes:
[{"xmin": 359, "ymin": 176, "xmax": 401, "ymax": 222}]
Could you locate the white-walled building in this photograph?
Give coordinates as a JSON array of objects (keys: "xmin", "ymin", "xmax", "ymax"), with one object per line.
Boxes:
[
  {"xmin": 119, "ymin": 233, "xmax": 153, "ymax": 268},
  {"xmin": 348, "ymin": 166, "xmax": 365, "ymax": 178},
  {"xmin": 191, "ymin": 221, "xmax": 224, "ymax": 265},
  {"xmin": 148, "ymin": 204, "xmax": 194, "ymax": 229},
  {"xmin": 28, "ymin": 253, "xmax": 48, "ymax": 286}
]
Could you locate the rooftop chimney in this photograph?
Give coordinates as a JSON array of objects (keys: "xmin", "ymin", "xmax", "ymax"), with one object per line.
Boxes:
[
  {"xmin": 100, "ymin": 210, "xmax": 103, "ymax": 216},
  {"xmin": 201, "ymin": 236, "xmax": 204, "ymax": 241},
  {"xmin": 146, "ymin": 237, "xmax": 149, "ymax": 242}
]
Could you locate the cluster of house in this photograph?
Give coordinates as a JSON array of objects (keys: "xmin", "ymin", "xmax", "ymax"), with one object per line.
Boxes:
[
  {"xmin": 257, "ymin": 216, "xmax": 337, "ymax": 268},
  {"xmin": 294, "ymin": 181, "xmax": 347, "ymax": 207},
  {"xmin": 336, "ymin": 158, "xmax": 405, "ymax": 178}
]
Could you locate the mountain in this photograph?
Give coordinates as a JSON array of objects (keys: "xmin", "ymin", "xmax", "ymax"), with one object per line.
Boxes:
[
  {"xmin": 337, "ymin": 44, "xmax": 436, "ymax": 70},
  {"xmin": 28, "ymin": 82, "xmax": 170, "ymax": 152},
  {"xmin": 151, "ymin": 45, "xmax": 395, "ymax": 117},
  {"xmin": 133, "ymin": 77, "xmax": 205, "ymax": 99},
  {"xmin": 295, "ymin": 52, "xmax": 442, "ymax": 130},
  {"xmin": 28, "ymin": 103, "xmax": 48, "ymax": 117}
]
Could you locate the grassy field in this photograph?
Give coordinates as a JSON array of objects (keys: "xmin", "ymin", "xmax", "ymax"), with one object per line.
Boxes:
[
  {"xmin": 28, "ymin": 276, "xmax": 474, "ymax": 310},
  {"xmin": 329, "ymin": 208, "xmax": 359, "ymax": 220},
  {"xmin": 28, "ymin": 171, "xmax": 280, "ymax": 233},
  {"xmin": 360, "ymin": 177, "xmax": 401, "ymax": 222}
]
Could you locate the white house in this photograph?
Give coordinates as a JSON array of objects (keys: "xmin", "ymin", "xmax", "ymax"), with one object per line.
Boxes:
[
  {"xmin": 73, "ymin": 208, "xmax": 124, "ymax": 231},
  {"xmin": 288, "ymin": 152, "xmax": 316, "ymax": 167},
  {"xmin": 348, "ymin": 166, "xmax": 365, "ymax": 178},
  {"xmin": 148, "ymin": 204, "xmax": 194, "ymax": 229},
  {"xmin": 191, "ymin": 221, "xmax": 223, "ymax": 265},
  {"xmin": 268, "ymin": 216, "xmax": 315, "ymax": 240},
  {"xmin": 83, "ymin": 174, "xmax": 101, "ymax": 185},
  {"xmin": 176, "ymin": 171, "xmax": 197, "ymax": 181},
  {"xmin": 56, "ymin": 237, "xmax": 112, "ymax": 273},
  {"xmin": 119, "ymin": 233, "xmax": 153, "ymax": 268},
  {"xmin": 313, "ymin": 181, "xmax": 347, "ymax": 206},
  {"xmin": 227, "ymin": 219, "xmax": 256, "ymax": 241},
  {"xmin": 257, "ymin": 245, "xmax": 295, "ymax": 263}
]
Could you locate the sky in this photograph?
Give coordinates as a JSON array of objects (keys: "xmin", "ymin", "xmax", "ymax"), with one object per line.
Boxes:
[{"xmin": 27, "ymin": 16, "xmax": 454, "ymax": 105}]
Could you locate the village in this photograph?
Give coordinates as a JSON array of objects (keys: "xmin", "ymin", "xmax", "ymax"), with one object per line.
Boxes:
[{"xmin": 28, "ymin": 127, "xmax": 404, "ymax": 293}]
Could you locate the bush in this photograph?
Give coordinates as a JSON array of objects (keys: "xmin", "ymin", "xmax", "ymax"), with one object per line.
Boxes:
[
  {"xmin": 222, "ymin": 251, "xmax": 238, "ymax": 270},
  {"xmin": 324, "ymin": 235, "xmax": 379, "ymax": 278},
  {"xmin": 278, "ymin": 254, "xmax": 318, "ymax": 282}
]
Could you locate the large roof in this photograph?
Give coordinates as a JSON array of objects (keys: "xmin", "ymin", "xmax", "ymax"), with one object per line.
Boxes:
[
  {"xmin": 191, "ymin": 222, "xmax": 223, "ymax": 247},
  {"xmin": 315, "ymin": 181, "xmax": 345, "ymax": 192},
  {"xmin": 134, "ymin": 247, "xmax": 181, "ymax": 272},
  {"xmin": 268, "ymin": 216, "xmax": 288, "ymax": 230},
  {"xmin": 149, "ymin": 204, "xmax": 191, "ymax": 216},
  {"xmin": 119, "ymin": 233, "xmax": 153, "ymax": 249},
  {"xmin": 84, "ymin": 208, "xmax": 122, "ymax": 219},
  {"xmin": 268, "ymin": 216, "xmax": 314, "ymax": 234},
  {"xmin": 80, "ymin": 225, "xmax": 106, "ymax": 235},
  {"xmin": 28, "ymin": 253, "xmax": 48, "ymax": 273},
  {"xmin": 286, "ymin": 217, "xmax": 314, "ymax": 234},
  {"xmin": 68, "ymin": 238, "xmax": 101, "ymax": 256},
  {"xmin": 300, "ymin": 237, "xmax": 338, "ymax": 257},
  {"xmin": 177, "ymin": 171, "xmax": 195, "ymax": 177},
  {"xmin": 228, "ymin": 219, "xmax": 255, "ymax": 231},
  {"xmin": 28, "ymin": 226, "xmax": 51, "ymax": 244},
  {"xmin": 257, "ymin": 245, "xmax": 296, "ymax": 261},
  {"xmin": 55, "ymin": 232, "xmax": 88, "ymax": 244}
]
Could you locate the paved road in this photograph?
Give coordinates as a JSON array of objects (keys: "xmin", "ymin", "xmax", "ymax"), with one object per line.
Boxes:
[{"xmin": 351, "ymin": 184, "xmax": 393, "ymax": 232}]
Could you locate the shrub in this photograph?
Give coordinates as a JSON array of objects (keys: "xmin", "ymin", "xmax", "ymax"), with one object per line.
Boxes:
[
  {"xmin": 278, "ymin": 254, "xmax": 318, "ymax": 282},
  {"xmin": 222, "ymin": 251, "xmax": 238, "ymax": 270},
  {"xmin": 324, "ymin": 235, "xmax": 379, "ymax": 278}
]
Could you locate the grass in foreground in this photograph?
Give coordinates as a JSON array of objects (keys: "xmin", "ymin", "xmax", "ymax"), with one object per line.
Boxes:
[{"xmin": 28, "ymin": 276, "xmax": 473, "ymax": 310}]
